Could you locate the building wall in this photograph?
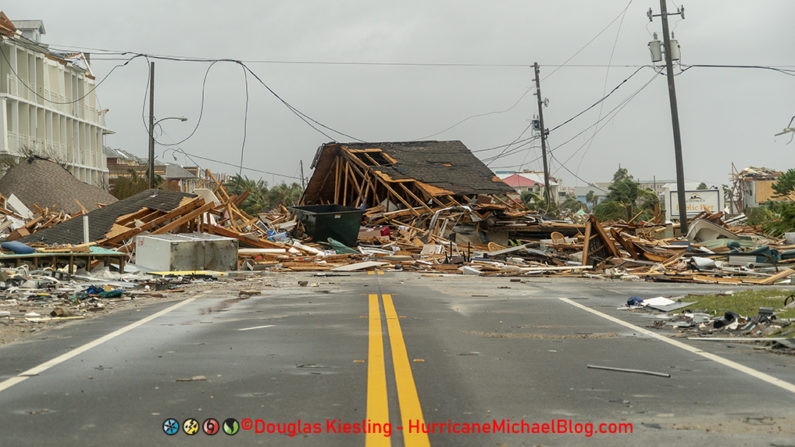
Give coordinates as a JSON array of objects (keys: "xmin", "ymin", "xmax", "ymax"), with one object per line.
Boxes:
[{"xmin": 0, "ymin": 39, "xmax": 109, "ymax": 188}]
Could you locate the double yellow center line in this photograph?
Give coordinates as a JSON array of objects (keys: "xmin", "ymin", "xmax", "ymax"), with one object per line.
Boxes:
[{"xmin": 367, "ymin": 293, "xmax": 430, "ymax": 447}]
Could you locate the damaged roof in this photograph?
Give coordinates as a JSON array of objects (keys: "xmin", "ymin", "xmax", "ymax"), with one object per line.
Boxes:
[
  {"xmin": 0, "ymin": 158, "xmax": 117, "ymax": 214},
  {"xmin": 20, "ymin": 189, "xmax": 196, "ymax": 245},
  {"xmin": 307, "ymin": 141, "xmax": 512, "ymax": 200}
]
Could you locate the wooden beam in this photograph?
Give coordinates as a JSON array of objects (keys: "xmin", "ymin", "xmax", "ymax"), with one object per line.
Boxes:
[
  {"xmin": 581, "ymin": 220, "xmax": 592, "ymax": 266},
  {"xmin": 333, "ymin": 157, "xmax": 341, "ymax": 204},
  {"xmin": 152, "ymin": 201, "xmax": 216, "ymax": 234},
  {"xmin": 99, "ymin": 197, "xmax": 205, "ymax": 245},
  {"xmin": 343, "ymin": 159, "xmax": 349, "ymax": 206},
  {"xmin": 396, "ymin": 182, "xmax": 433, "ymax": 212}
]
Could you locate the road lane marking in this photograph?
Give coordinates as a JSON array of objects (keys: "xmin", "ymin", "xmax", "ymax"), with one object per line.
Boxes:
[
  {"xmin": 377, "ymin": 270, "xmax": 384, "ymax": 275},
  {"xmin": 382, "ymin": 294, "xmax": 431, "ymax": 447},
  {"xmin": 367, "ymin": 294, "xmax": 390, "ymax": 447},
  {"xmin": 559, "ymin": 297, "xmax": 795, "ymax": 394},
  {"xmin": 0, "ymin": 298, "xmax": 197, "ymax": 394},
  {"xmin": 368, "ymin": 271, "xmax": 375, "ymax": 275},
  {"xmin": 237, "ymin": 324, "xmax": 274, "ymax": 331}
]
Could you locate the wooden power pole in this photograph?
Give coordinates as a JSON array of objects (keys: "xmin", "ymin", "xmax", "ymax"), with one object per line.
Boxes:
[{"xmin": 533, "ymin": 62, "xmax": 551, "ymax": 206}]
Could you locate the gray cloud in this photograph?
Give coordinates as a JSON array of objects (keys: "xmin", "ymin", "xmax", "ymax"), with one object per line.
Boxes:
[{"xmin": 5, "ymin": 0, "xmax": 794, "ymax": 188}]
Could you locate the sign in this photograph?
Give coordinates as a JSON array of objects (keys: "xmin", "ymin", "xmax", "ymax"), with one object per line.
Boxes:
[{"xmin": 667, "ymin": 189, "xmax": 721, "ymax": 220}]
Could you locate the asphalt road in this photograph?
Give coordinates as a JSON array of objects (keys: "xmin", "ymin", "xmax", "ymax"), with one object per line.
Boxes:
[{"xmin": 1, "ymin": 273, "xmax": 794, "ymax": 446}]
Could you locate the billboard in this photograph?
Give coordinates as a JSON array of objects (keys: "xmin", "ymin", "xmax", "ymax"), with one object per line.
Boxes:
[{"xmin": 666, "ymin": 189, "xmax": 721, "ymax": 221}]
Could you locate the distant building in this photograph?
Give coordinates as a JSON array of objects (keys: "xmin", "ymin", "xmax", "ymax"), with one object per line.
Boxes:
[
  {"xmin": 730, "ymin": 166, "xmax": 783, "ymax": 212},
  {"xmin": 0, "ymin": 12, "xmax": 111, "ymax": 187},
  {"xmin": 636, "ymin": 178, "xmax": 675, "ymax": 196},
  {"xmin": 497, "ymin": 171, "xmax": 561, "ymax": 204},
  {"xmin": 570, "ymin": 186, "xmax": 608, "ymax": 209}
]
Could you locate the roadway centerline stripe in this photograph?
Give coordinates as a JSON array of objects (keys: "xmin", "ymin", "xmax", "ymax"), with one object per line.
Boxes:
[
  {"xmin": 559, "ymin": 297, "xmax": 795, "ymax": 394},
  {"xmin": 367, "ymin": 294, "xmax": 391, "ymax": 447},
  {"xmin": 382, "ymin": 294, "xmax": 431, "ymax": 447},
  {"xmin": 0, "ymin": 298, "xmax": 197, "ymax": 394}
]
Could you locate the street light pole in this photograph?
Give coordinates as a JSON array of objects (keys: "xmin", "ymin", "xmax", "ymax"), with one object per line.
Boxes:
[{"xmin": 148, "ymin": 62, "xmax": 155, "ymax": 189}]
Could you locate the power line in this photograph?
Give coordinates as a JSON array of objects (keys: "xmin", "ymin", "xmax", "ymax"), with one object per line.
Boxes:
[
  {"xmin": 547, "ymin": 66, "xmax": 649, "ymax": 134},
  {"xmin": 493, "ymin": 69, "xmax": 660, "ymax": 173},
  {"xmin": 554, "ymin": 70, "xmax": 661, "ymax": 172},
  {"xmin": 549, "ymin": 150, "xmax": 608, "ymax": 192},
  {"xmin": 679, "ymin": 63, "xmax": 795, "ymax": 77},
  {"xmin": 414, "ymin": 87, "xmax": 533, "ymax": 140},
  {"xmin": 542, "ymin": 0, "xmax": 635, "ymax": 80},
  {"xmin": 167, "ymin": 147, "xmax": 301, "ymax": 180},
  {"xmin": 575, "ymin": 0, "xmax": 633, "ymax": 173}
]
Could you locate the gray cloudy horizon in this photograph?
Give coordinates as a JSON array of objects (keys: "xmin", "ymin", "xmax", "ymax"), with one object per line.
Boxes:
[{"xmin": 5, "ymin": 0, "xmax": 794, "ymax": 190}]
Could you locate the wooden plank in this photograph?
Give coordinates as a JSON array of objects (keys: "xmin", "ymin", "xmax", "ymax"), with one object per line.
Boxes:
[
  {"xmin": 100, "ymin": 197, "xmax": 206, "ymax": 245},
  {"xmin": 115, "ymin": 207, "xmax": 156, "ymax": 226},
  {"xmin": 74, "ymin": 199, "xmax": 88, "ymax": 214},
  {"xmin": 611, "ymin": 228, "xmax": 639, "ymax": 259},
  {"xmin": 589, "ymin": 215, "xmax": 620, "ymax": 258},
  {"xmin": 757, "ymin": 268, "xmax": 795, "ymax": 285},
  {"xmin": 152, "ymin": 201, "xmax": 216, "ymax": 234},
  {"xmin": 396, "ymin": 182, "xmax": 433, "ymax": 212},
  {"xmin": 581, "ymin": 220, "xmax": 592, "ymax": 266},
  {"xmin": 334, "ymin": 157, "xmax": 341, "ymax": 204}
]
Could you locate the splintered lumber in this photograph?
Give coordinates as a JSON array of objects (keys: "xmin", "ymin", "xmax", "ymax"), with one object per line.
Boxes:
[
  {"xmin": 100, "ymin": 197, "xmax": 206, "ymax": 245},
  {"xmin": 757, "ymin": 268, "xmax": 795, "ymax": 285},
  {"xmin": 151, "ymin": 201, "xmax": 216, "ymax": 234},
  {"xmin": 332, "ymin": 261, "xmax": 389, "ymax": 271},
  {"xmin": 581, "ymin": 215, "xmax": 619, "ymax": 265},
  {"xmin": 204, "ymin": 224, "xmax": 305, "ymax": 252},
  {"xmin": 611, "ymin": 228, "xmax": 639, "ymax": 259},
  {"xmin": 581, "ymin": 218, "xmax": 592, "ymax": 266}
]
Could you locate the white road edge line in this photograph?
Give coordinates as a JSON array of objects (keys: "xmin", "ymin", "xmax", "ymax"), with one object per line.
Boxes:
[
  {"xmin": 238, "ymin": 324, "xmax": 274, "ymax": 331},
  {"xmin": 559, "ymin": 297, "xmax": 795, "ymax": 395},
  {"xmin": 0, "ymin": 298, "xmax": 197, "ymax": 394}
]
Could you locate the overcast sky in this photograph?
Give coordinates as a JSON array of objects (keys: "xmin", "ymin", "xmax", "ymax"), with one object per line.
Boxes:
[{"xmin": 6, "ymin": 0, "xmax": 795, "ymax": 190}]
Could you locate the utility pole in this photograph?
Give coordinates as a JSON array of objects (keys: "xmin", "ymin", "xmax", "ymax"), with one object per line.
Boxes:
[
  {"xmin": 649, "ymin": 1, "xmax": 688, "ymax": 233},
  {"xmin": 533, "ymin": 62, "xmax": 551, "ymax": 206},
  {"xmin": 147, "ymin": 61, "xmax": 155, "ymax": 190},
  {"xmin": 299, "ymin": 160, "xmax": 305, "ymax": 189}
]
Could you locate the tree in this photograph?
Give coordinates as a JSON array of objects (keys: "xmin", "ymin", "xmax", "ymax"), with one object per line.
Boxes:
[
  {"xmin": 607, "ymin": 175, "xmax": 640, "ymax": 221},
  {"xmin": 594, "ymin": 168, "xmax": 658, "ymax": 222},
  {"xmin": 113, "ymin": 168, "xmax": 161, "ymax": 199},
  {"xmin": 612, "ymin": 167, "xmax": 631, "ymax": 183},
  {"xmin": 223, "ymin": 175, "xmax": 304, "ymax": 215},
  {"xmin": 585, "ymin": 190, "xmax": 596, "ymax": 210},
  {"xmin": 697, "ymin": 182, "xmax": 708, "ymax": 190},
  {"xmin": 559, "ymin": 194, "xmax": 586, "ymax": 213},
  {"xmin": 772, "ymin": 169, "xmax": 795, "ymax": 198},
  {"xmin": 760, "ymin": 169, "xmax": 795, "ymax": 235}
]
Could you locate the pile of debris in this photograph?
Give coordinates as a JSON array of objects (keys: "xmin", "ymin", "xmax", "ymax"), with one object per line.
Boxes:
[
  {"xmin": 0, "ymin": 142, "xmax": 792, "ymax": 287},
  {"xmin": 622, "ymin": 294, "xmax": 794, "ymax": 353}
]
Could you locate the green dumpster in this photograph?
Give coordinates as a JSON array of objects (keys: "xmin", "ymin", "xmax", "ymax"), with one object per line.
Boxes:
[{"xmin": 292, "ymin": 205, "xmax": 366, "ymax": 247}]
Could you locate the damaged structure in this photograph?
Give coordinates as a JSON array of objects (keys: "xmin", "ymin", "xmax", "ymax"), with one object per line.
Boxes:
[
  {"xmin": 0, "ymin": 12, "xmax": 111, "ymax": 186},
  {"xmin": 303, "ymin": 141, "xmax": 514, "ymax": 210},
  {"xmin": 301, "ymin": 141, "xmax": 579, "ymax": 245}
]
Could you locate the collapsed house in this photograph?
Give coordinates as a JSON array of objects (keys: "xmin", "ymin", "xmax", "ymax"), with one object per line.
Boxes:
[
  {"xmin": 302, "ymin": 141, "xmax": 514, "ymax": 210},
  {"xmin": 0, "ymin": 157, "xmax": 117, "ymax": 215},
  {"xmin": 301, "ymin": 141, "xmax": 580, "ymax": 245}
]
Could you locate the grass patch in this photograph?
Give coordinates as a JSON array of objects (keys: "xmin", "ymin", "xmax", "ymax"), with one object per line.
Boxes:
[{"xmin": 681, "ymin": 289, "xmax": 795, "ymax": 319}]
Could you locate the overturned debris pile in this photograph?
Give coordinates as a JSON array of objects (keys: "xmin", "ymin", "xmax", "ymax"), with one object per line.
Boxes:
[{"xmin": 0, "ymin": 157, "xmax": 117, "ymax": 215}]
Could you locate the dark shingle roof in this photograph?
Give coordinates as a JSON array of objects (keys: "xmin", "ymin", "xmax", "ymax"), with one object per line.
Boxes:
[
  {"xmin": 20, "ymin": 189, "xmax": 195, "ymax": 245},
  {"xmin": 0, "ymin": 158, "xmax": 117, "ymax": 214},
  {"xmin": 307, "ymin": 141, "xmax": 512, "ymax": 200},
  {"xmin": 347, "ymin": 141, "xmax": 512, "ymax": 195}
]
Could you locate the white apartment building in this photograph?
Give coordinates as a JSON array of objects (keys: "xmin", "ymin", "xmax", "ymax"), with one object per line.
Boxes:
[{"xmin": 0, "ymin": 12, "xmax": 110, "ymax": 187}]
